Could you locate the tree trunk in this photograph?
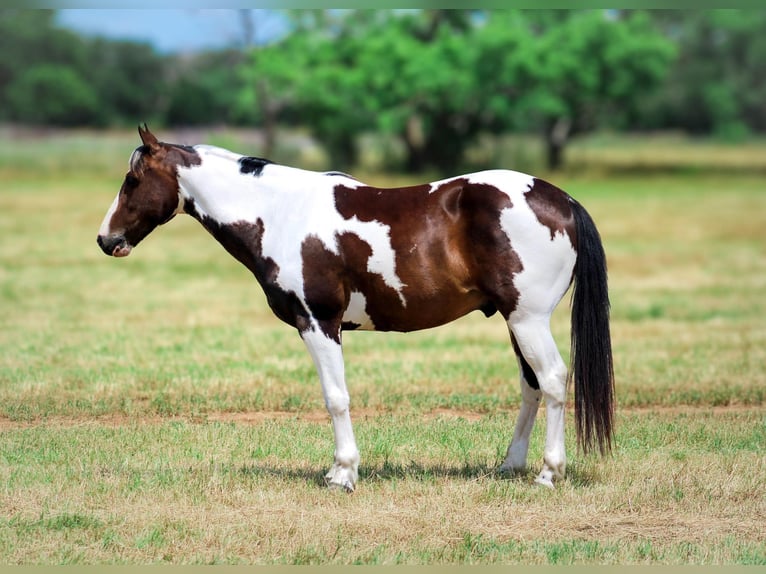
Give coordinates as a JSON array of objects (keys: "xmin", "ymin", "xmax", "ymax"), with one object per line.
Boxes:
[
  {"xmin": 545, "ymin": 116, "xmax": 572, "ymax": 171},
  {"xmin": 256, "ymin": 80, "xmax": 277, "ymax": 160},
  {"xmin": 403, "ymin": 114, "xmax": 427, "ymax": 173},
  {"xmin": 546, "ymin": 139, "xmax": 564, "ymax": 171}
]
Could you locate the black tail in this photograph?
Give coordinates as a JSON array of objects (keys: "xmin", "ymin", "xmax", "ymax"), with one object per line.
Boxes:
[{"xmin": 569, "ymin": 198, "xmax": 615, "ymax": 456}]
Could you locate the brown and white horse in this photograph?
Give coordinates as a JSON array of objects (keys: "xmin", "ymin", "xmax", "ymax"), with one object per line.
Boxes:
[{"xmin": 98, "ymin": 126, "xmax": 614, "ymax": 491}]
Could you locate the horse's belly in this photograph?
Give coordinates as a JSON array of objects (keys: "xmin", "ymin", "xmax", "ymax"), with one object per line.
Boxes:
[{"xmin": 341, "ymin": 287, "xmax": 485, "ymax": 333}]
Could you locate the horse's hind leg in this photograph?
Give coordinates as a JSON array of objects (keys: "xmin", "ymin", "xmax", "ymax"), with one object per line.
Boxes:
[
  {"xmin": 500, "ymin": 333, "xmax": 542, "ymax": 474},
  {"xmin": 506, "ymin": 317, "xmax": 569, "ymax": 488}
]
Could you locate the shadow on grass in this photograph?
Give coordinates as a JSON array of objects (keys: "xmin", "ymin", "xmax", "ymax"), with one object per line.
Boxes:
[{"xmin": 233, "ymin": 459, "xmax": 601, "ymax": 489}]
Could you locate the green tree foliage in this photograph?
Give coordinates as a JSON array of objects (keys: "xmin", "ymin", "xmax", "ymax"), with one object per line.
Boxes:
[
  {"xmin": 6, "ymin": 65, "xmax": 102, "ymax": 126},
  {"xmin": 85, "ymin": 39, "xmax": 168, "ymax": 125},
  {"xmin": 237, "ymin": 33, "xmax": 317, "ymax": 159},
  {"xmin": 639, "ymin": 10, "xmax": 766, "ymax": 140},
  {"xmin": 1, "ymin": 9, "xmax": 764, "ymax": 171},
  {"xmin": 0, "ymin": 11, "xmax": 90, "ymax": 123},
  {"xmin": 242, "ymin": 9, "xmax": 675, "ymax": 171},
  {"xmin": 165, "ymin": 51, "xmax": 245, "ymax": 127},
  {"xmin": 527, "ymin": 10, "xmax": 676, "ymax": 168}
]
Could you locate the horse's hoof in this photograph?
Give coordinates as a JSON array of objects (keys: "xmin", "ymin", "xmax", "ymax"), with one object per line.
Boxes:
[
  {"xmin": 534, "ymin": 475, "xmax": 556, "ymax": 489},
  {"xmin": 327, "ymin": 479, "xmax": 355, "ymax": 493},
  {"xmin": 324, "ymin": 464, "xmax": 357, "ymax": 493},
  {"xmin": 534, "ymin": 467, "xmax": 557, "ymax": 489}
]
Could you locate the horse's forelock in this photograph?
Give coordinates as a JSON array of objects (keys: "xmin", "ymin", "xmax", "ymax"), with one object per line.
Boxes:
[{"xmin": 129, "ymin": 146, "xmax": 146, "ymax": 175}]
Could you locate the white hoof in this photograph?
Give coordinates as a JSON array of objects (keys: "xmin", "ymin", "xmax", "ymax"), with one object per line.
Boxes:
[
  {"xmin": 534, "ymin": 460, "xmax": 564, "ymax": 489},
  {"xmin": 325, "ymin": 463, "xmax": 357, "ymax": 493},
  {"xmin": 534, "ymin": 472, "xmax": 556, "ymax": 489}
]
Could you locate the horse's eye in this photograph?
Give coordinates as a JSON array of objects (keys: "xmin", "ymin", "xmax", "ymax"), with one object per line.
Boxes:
[{"xmin": 125, "ymin": 174, "xmax": 139, "ymax": 188}]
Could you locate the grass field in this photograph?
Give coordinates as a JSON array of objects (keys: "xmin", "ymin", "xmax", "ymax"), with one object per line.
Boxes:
[{"xmin": 0, "ymin": 129, "xmax": 764, "ymax": 564}]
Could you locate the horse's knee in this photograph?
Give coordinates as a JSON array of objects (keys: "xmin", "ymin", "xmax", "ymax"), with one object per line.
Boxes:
[
  {"xmin": 324, "ymin": 388, "xmax": 350, "ymax": 416},
  {"xmin": 537, "ymin": 362, "xmax": 568, "ymax": 404}
]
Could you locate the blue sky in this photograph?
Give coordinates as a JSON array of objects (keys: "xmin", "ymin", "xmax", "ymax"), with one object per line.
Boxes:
[{"xmin": 56, "ymin": 9, "xmax": 289, "ymax": 53}]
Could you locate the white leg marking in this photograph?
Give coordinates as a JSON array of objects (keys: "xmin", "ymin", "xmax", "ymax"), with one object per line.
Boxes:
[
  {"xmin": 500, "ymin": 341, "xmax": 542, "ymax": 473},
  {"xmin": 508, "ymin": 318, "xmax": 568, "ymax": 489},
  {"xmin": 301, "ymin": 327, "xmax": 359, "ymax": 492}
]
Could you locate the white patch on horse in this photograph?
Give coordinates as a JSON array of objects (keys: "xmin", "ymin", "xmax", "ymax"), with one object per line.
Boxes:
[
  {"xmin": 466, "ymin": 171, "xmax": 577, "ymax": 318},
  {"xmin": 342, "ymin": 291, "xmax": 375, "ymax": 330},
  {"xmin": 176, "ymin": 146, "xmax": 407, "ymax": 306},
  {"xmin": 98, "ymin": 193, "xmax": 121, "ymax": 236}
]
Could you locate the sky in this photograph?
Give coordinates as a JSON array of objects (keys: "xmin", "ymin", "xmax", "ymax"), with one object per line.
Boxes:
[{"xmin": 55, "ymin": 9, "xmax": 289, "ymax": 54}]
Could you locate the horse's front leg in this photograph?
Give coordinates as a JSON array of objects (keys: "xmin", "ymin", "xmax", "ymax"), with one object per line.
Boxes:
[{"xmin": 301, "ymin": 325, "xmax": 359, "ymax": 492}]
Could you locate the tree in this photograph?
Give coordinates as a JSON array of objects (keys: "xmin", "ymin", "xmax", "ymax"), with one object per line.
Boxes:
[
  {"xmin": 85, "ymin": 39, "xmax": 168, "ymax": 125},
  {"xmin": 237, "ymin": 33, "xmax": 312, "ymax": 159},
  {"xmin": 278, "ymin": 10, "xmax": 484, "ymax": 172},
  {"xmin": 637, "ymin": 10, "xmax": 766, "ymax": 139},
  {"xmin": 6, "ymin": 65, "xmax": 102, "ymax": 126},
  {"xmin": 356, "ymin": 10, "xmax": 485, "ymax": 172},
  {"xmin": 247, "ymin": 9, "xmax": 675, "ymax": 172},
  {"xmin": 165, "ymin": 50, "xmax": 244, "ymax": 126},
  {"xmin": 518, "ymin": 10, "xmax": 676, "ymax": 169},
  {"xmin": 0, "ymin": 10, "xmax": 91, "ymax": 122},
  {"xmin": 0, "ymin": 10, "xmax": 172, "ymax": 127}
]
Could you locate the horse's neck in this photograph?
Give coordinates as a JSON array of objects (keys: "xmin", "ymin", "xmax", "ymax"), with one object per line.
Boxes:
[{"xmin": 177, "ymin": 152, "xmax": 312, "ymax": 226}]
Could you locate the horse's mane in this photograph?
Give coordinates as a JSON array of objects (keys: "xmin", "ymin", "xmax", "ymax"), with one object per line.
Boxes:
[{"xmin": 128, "ymin": 143, "xmax": 200, "ymax": 176}]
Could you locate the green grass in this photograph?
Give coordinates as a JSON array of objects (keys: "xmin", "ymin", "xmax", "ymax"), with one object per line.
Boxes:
[
  {"xmin": 1, "ymin": 129, "xmax": 765, "ymax": 564},
  {"xmin": 0, "ymin": 412, "xmax": 763, "ymax": 563}
]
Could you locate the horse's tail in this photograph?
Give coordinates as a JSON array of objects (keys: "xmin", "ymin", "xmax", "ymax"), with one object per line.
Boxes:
[{"xmin": 569, "ymin": 198, "xmax": 615, "ymax": 456}]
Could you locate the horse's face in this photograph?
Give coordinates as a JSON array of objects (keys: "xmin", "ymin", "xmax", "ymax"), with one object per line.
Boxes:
[{"xmin": 97, "ymin": 126, "xmax": 196, "ymax": 257}]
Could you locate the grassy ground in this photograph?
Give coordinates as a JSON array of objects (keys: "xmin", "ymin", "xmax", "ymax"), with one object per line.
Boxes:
[{"xmin": 0, "ymin": 129, "xmax": 764, "ymax": 564}]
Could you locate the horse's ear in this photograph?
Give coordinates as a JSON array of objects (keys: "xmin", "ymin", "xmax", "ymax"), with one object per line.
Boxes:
[{"xmin": 138, "ymin": 124, "xmax": 161, "ymax": 154}]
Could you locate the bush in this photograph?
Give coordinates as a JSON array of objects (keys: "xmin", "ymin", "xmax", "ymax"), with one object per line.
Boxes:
[{"xmin": 6, "ymin": 65, "xmax": 104, "ymax": 126}]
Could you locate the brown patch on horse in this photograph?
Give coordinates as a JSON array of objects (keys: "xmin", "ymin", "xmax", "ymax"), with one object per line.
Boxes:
[
  {"xmin": 329, "ymin": 178, "xmax": 524, "ymax": 327},
  {"xmin": 299, "ymin": 235, "xmax": 349, "ymax": 341},
  {"xmin": 525, "ymin": 178, "xmax": 577, "ymax": 246}
]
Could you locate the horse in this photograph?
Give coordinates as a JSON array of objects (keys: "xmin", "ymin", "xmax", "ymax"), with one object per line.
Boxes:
[{"xmin": 97, "ymin": 125, "xmax": 614, "ymax": 492}]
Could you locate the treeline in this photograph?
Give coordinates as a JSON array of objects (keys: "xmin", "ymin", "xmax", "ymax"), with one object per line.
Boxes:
[{"xmin": 1, "ymin": 10, "xmax": 764, "ymax": 170}]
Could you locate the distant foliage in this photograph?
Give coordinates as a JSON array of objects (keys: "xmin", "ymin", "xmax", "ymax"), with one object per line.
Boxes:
[
  {"xmin": 242, "ymin": 10, "xmax": 675, "ymax": 171},
  {"xmin": 636, "ymin": 10, "xmax": 766, "ymax": 141},
  {"xmin": 6, "ymin": 65, "xmax": 102, "ymax": 126},
  {"xmin": 0, "ymin": 9, "xmax": 763, "ymax": 170}
]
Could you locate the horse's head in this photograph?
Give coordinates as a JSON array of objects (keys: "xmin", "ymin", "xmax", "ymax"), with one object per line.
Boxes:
[{"xmin": 97, "ymin": 125, "xmax": 200, "ymax": 257}]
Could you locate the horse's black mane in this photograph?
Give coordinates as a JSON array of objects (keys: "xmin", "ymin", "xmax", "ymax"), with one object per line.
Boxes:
[
  {"xmin": 324, "ymin": 170, "xmax": 359, "ymax": 181},
  {"xmin": 239, "ymin": 156, "xmax": 273, "ymax": 177}
]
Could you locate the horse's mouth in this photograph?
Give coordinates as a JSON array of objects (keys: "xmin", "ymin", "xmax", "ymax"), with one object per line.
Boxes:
[
  {"xmin": 97, "ymin": 234, "xmax": 132, "ymax": 258},
  {"xmin": 112, "ymin": 244, "xmax": 132, "ymax": 257}
]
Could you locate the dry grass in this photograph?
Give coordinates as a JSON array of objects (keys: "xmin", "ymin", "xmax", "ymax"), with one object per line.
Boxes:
[{"xmin": 0, "ymin": 410, "xmax": 763, "ymax": 564}]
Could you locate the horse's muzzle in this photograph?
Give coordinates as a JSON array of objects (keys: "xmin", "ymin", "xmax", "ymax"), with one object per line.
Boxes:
[{"xmin": 97, "ymin": 234, "xmax": 132, "ymax": 258}]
